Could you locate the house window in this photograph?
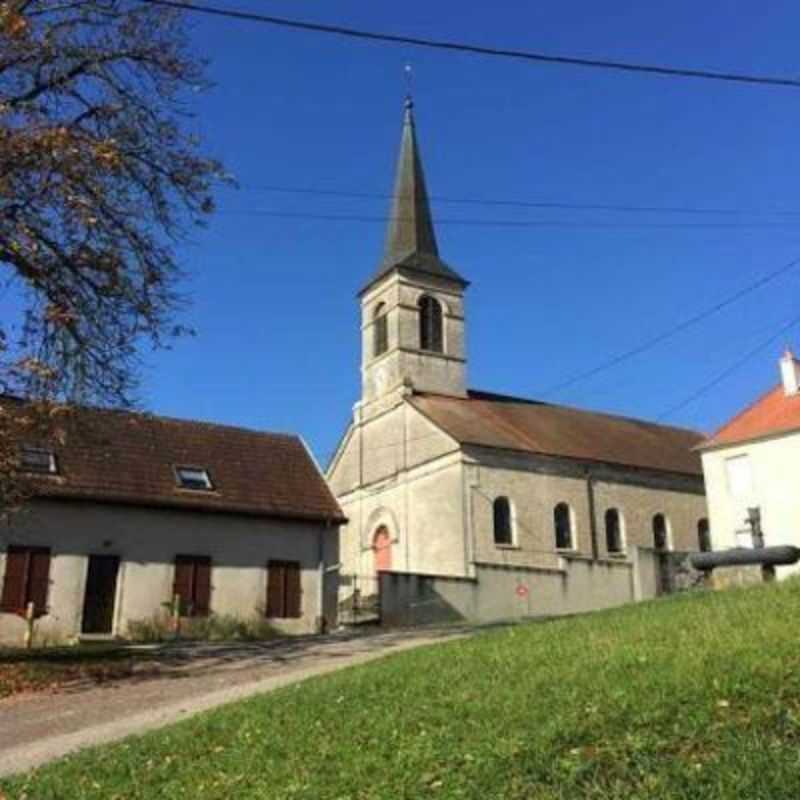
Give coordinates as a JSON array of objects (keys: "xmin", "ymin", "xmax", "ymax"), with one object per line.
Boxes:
[
  {"xmin": 266, "ymin": 560, "xmax": 302, "ymax": 618},
  {"xmin": 554, "ymin": 503, "xmax": 574, "ymax": 550},
  {"xmin": 652, "ymin": 513, "xmax": 670, "ymax": 551},
  {"xmin": 698, "ymin": 518, "xmax": 711, "ymax": 552},
  {"xmin": 20, "ymin": 446, "xmax": 57, "ymax": 474},
  {"xmin": 605, "ymin": 509, "xmax": 624, "ymax": 554},
  {"xmin": 0, "ymin": 546, "xmax": 51, "ymax": 617},
  {"xmin": 725, "ymin": 455, "xmax": 753, "ymax": 498},
  {"xmin": 172, "ymin": 555, "xmax": 211, "ymax": 616},
  {"xmin": 175, "ymin": 466, "xmax": 213, "ymax": 491},
  {"xmin": 373, "ymin": 303, "xmax": 388, "ymax": 357},
  {"xmin": 418, "ymin": 295, "xmax": 443, "ymax": 353},
  {"xmin": 493, "ymin": 496, "xmax": 514, "ymax": 546}
]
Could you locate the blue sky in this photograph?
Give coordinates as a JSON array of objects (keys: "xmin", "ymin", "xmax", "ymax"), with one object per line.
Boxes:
[{"xmin": 7, "ymin": 0, "xmax": 800, "ymax": 465}]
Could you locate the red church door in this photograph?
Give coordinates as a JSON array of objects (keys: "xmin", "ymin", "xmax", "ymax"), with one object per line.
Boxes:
[{"xmin": 373, "ymin": 527, "xmax": 392, "ymax": 573}]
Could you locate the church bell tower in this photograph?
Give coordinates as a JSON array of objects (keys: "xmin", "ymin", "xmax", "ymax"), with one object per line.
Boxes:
[{"xmin": 358, "ymin": 99, "xmax": 469, "ymax": 421}]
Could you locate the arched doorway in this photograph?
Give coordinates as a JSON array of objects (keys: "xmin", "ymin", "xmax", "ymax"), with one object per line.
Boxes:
[{"xmin": 373, "ymin": 526, "xmax": 392, "ymax": 573}]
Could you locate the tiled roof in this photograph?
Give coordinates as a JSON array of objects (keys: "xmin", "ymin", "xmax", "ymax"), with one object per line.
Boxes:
[
  {"xmin": 2, "ymin": 398, "xmax": 345, "ymax": 523},
  {"xmin": 701, "ymin": 383, "xmax": 800, "ymax": 449},
  {"xmin": 410, "ymin": 390, "xmax": 704, "ymax": 477}
]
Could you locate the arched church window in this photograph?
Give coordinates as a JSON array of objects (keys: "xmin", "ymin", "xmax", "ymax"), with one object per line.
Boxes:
[
  {"xmin": 698, "ymin": 518, "xmax": 711, "ymax": 552},
  {"xmin": 605, "ymin": 508, "xmax": 624, "ymax": 554},
  {"xmin": 373, "ymin": 303, "xmax": 388, "ymax": 357},
  {"xmin": 493, "ymin": 496, "xmax": 514, "ymax": 546},
  {"xmin": 418, "ymin": 295, "xmax": 443, "ymax": 353},
  {"xmin": 554, "ymin": 503, "xmax": 574, "ymax": 550},
  {"xmin": 652, "ymin": 513, "xmax": 670, "ymax": 551}
]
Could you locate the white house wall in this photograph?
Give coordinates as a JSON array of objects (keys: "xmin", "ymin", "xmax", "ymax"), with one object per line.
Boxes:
[
  {"xmin": 0, "ymin": 499, "xmax": 338, "ymax": 645},
  {"xmin": 701, "ymin": 431, "xmax": 800, "ymax": 578}
]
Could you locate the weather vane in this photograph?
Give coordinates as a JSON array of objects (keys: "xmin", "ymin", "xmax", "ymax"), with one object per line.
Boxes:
[{"xmin": 404, "ymin": 64, "xmax": 414, "ymax": 107}]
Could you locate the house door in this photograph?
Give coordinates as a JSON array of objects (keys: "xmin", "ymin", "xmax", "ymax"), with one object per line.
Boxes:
[{"xmin": 82, "ymin": 555, "xmax": 120, "ymax": 634}]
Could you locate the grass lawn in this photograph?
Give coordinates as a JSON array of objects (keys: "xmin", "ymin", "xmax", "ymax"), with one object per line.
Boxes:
[
  {"xmin": 4, "ymin": 581, "xmax": 800, "ymax": 799},
  {"xmin": 0, "ymin": 643, "xmax": 158, "ymax": 699}
]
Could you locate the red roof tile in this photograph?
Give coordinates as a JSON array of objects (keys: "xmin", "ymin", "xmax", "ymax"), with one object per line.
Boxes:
[
  {"xmin": 703, "ymin": 383, "xmax": 800, "ymax": 449},
  {"xmin": 2, "ymin": 398, "xmax": 345, "ymax": 524},
  {"xmin": 410, "ymin": 390, "xmax": 704, "ymax": 476}
]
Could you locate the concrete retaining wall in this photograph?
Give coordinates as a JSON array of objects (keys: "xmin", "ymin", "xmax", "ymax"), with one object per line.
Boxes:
[{"xmin": 380, "ymin": 547, "xmax": 666, "ymax": 626}]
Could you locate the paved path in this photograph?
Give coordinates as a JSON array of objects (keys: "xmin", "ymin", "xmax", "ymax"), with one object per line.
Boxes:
[{"xmin": 0, "ymin": 628, "xmax": 467, "ymax": 778}]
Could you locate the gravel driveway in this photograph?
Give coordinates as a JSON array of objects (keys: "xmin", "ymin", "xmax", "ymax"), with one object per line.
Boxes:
[{"xmin": 0, "ymin": 627, "xmax": 467, "ymax": 778}]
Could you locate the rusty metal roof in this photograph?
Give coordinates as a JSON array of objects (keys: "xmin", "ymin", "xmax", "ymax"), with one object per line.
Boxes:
[
  {"xmin": 411, "ymin": 389, "xmax": 704, "ymax": 476},
  {"xmin": 360, "ymin": 99, "xmax": 468, "ymax": 295},
  {"xmin": 2, "ymin": 398, "xmax": 345, "ymax": 523}
]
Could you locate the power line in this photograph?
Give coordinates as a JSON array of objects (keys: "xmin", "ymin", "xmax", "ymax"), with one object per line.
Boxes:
[
  {"xmin": 140, "ymin": 0, "xmax": 800, "ymax": 90},
  {"xmin": 540, "ymin": 255, "xmax": 800, "ymax": 398},
  {"xmin": 217, "ymin": 208, "xmax": 800, "ymax": 230},
  {"xmin": 657, "ymin": 311, "xmax": 800, "ymax": 420},
  {"xmin": 239, "ymin": 184, "xmax": 800, "ymax": 218}
]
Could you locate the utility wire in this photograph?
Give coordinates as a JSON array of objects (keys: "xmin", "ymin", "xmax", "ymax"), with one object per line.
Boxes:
[
  {"xmin": 140, "ymin": 0, "xmax": 800, "ymax": 89},
  {"xmin": 540, "ymin": 255, "xmax": 800, "ymax": 398},
  {"xmin": 239, "ymin": 184, "xmax": 800, "ymax": 218},
  {"xmin": 657, "ymin": 310, "xmax": 800, "ymax": 420},
  {"xmin": 217, "ymin": 209, "xmax": 800, "ymax": 230}
]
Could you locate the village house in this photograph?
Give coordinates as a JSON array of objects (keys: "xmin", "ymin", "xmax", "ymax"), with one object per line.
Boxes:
[
  {"xmin": 698, "ymin": 349, "xmax": 800, "ymax": 579},
  {"xmin": 327, "ymin": 99, "xmax": 709, "ymax": 624},
  {"xmin": 0, "ymin": 399, "xmax": 344, "ymax": 645}
]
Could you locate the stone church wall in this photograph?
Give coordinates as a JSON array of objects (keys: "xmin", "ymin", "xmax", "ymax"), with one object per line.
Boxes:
[{"xmin": 464, "ymin": 449, "xmax": 707, "ymax": 570}]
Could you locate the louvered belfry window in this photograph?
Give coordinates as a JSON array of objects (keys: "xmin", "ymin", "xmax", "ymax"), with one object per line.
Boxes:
[
  {"xmin": 173, "ymin": 555, "xmax": 211, "ymax": 617},
  {"xmin": 418, "ymin": 295, "xmax": 443, "ymax": 353},
  {"xmin": 373, "ymin": 303, "xmax": 389, "ymax": 357},
  {"xmin": 266, "ymin": 560, "xmax": 302, "ymax": 618},
  {"xmin": 0, "ymin": 546, "xmax": 51, "ymax": 617}
]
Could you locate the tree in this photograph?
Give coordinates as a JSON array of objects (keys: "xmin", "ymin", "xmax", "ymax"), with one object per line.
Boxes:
[{"xmin": 0, "ymin": 0, "xmax": 225, "ymax": 511}]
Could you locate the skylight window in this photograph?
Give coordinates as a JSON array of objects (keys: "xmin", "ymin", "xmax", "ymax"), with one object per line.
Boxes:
[
  {"xmin": 175, "ymin": 466, "xmax": 214, "ymax": 491},
  {"xmin": 20, "ymin": 446, "xmax": 58, "ymax": 475}
]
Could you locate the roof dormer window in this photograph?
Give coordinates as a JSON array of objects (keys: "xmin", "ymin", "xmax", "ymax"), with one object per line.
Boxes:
[
  {"xmin": 175, "ymin": 466, "xmax": 214, "ymax": 491},
  {"xmin": 20, "ymin": 446, "xmax": 58, "ymax": 475}
]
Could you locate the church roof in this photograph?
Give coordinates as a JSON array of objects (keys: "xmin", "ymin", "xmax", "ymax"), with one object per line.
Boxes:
[
  {"xmin": 360, "ymin": 99, "xmax": 468, "ymax": 295},
  {"xmin": 410, "ymin": 390, "xmax": 704, "ymax": 477}
]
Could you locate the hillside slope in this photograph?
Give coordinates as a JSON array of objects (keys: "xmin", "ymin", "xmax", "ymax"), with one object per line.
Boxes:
[{"xmin": 5, "ymin": 581, "xmax": 800, "ymax": 799}]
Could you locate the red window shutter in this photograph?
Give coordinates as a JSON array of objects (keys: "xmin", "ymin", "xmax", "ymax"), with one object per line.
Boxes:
[
  {"xmin": 1, "ymin": 548, "xmax": 28, "ymax": 614},
  {"xmin": 193, "ymin": 557, "xmax": 212, "ymax": 617},
  {"xmin": 173, "ymin": 556, "xmax": 194, "ymax": 616},
  {"xmin": 266, "ymin": 561, "xmax": 285, "ymax": 618},
  {"xmin": 285, "ymin": 562, "xmax": 302, "ymax": 619},
  {"xmin": 27, "ymin": 549, "xmax": 51, "ymax": 617}
]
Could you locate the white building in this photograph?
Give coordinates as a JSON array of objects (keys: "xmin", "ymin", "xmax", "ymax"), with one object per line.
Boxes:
[
  {"xmin": 699, "ymin": 349, "xmax": 800, "ymax": 578},
  {"xmin": 0, "ymin": 398, "xmax": 344, "ymax": 644}
]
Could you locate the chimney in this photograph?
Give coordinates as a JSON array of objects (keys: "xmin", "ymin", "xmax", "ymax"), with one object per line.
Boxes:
[{"xmin": 780, "ymin": 348, "xmax": 800, "ymax": 396}]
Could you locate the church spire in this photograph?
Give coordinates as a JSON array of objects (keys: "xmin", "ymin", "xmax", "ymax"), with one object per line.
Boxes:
[
  {"xmin": 360, "ymin": 98, "xmax": 468, "ymax": 295},
  {"xmin": 383, "ymin": 97, "xmax": 439, "ymax": 263}
]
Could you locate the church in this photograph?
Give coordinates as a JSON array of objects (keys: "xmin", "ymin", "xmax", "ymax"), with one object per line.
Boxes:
[{"xmin": 327, "ymin": 99, "xmax": 709, "ymax": 625}]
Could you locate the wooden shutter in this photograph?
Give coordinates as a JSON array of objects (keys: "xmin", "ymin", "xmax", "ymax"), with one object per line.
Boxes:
[
  {"xmin": 285, "ymin": 562, "xmax": 302, "ymax": 619},
  {"xmin": 173, "ymin": 556, "xmax": 194, "ymax": 616},
  {"xmin": 266, "ymin": 561, "xmax": 285, "ymax": 618},
  {"xmin": 1, "ymin": 547, "xmax": 28, "ymax": 614},
  {"xmin": 193, "ymin": 557, "xmax": 212, "ymax": 617},
  {"xmin": 27, "ymin": 548, "xmax": 51, "ymax": 617}
]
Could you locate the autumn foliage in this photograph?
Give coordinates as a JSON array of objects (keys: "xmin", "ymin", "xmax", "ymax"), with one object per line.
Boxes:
[{"xmin": 0, "ymin": 0, "xmax": 224, "ymax": 511}]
